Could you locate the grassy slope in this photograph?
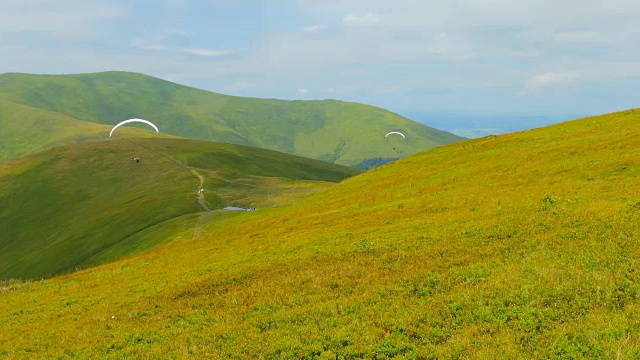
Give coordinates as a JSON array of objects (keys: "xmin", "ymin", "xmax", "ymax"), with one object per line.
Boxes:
[
  {"xmin": 2, "ymin": 109, "xmax": 640, "ymax": 358},
  {"xmin": 0, "ymin": 138, "xmax": 360, "ymax": 280},
  {"xmin": 0, "ymin": 95, "xmax": 178, "ymax": 162},
  {"xmin": 0, "ymin": 71, "xmax": 463, "ymax": 166},
  {"xmin": 0, "ymin": 97, "xmax": 109, "ymax": 161}
]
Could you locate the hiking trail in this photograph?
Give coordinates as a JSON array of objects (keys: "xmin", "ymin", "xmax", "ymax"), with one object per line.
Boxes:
[
  {"xmin": 191, "ymin": 169, "xmax": 211, "ymax": 212},
  {"xmin": 124, "ymin": 138, "xmax": 211, "ymax": 213}
]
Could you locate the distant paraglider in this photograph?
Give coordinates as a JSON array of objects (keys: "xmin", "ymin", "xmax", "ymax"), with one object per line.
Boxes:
[
  {"xmin": 109, "ymin": 118, "xmax": 159, "ymax": 137},
  {"xmin": 384, "ymin": 131, "xmax": 406, "ymax": 157},
  {"xmin": 384, "ymin": 131, "xmax": 406, "ymax": 139}
]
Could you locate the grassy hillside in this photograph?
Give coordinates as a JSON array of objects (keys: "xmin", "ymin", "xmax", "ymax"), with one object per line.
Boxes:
[
  {"xmin": 2, "ymin": 109, "xmax": 640, "ymax": 358},
  {"xmin": 0, "ymin": 138, "xmax": 360, "ymax": 280},
  {"xmin": 0, "ymin": 97, "xmax": 108, "ymax": 161},
  {"xmin": 0, "ymin": 71, "xmax": 463, "ymax": 166},
  {"xmin": 0, "ymin": 95, "xmax": 180, "ymax": 162}
]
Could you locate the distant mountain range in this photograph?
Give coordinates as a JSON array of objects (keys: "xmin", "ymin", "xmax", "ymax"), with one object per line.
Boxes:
[
  {"xmin": 0, "ymin": 71, "xmax": 464, "ymax": 167},
  {"xmin": 403, "ymin": 111, "xmax": 587, "ymax": 138}
]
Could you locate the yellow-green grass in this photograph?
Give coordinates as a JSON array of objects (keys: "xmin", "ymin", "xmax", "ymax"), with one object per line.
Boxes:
[
  {"xmin": 0, "ymin": 138, "xmax": 360, "ymax": 280},
  {"xmin": 2, "ymin": 109, "xmax": 640, "ymax": 358},
  {"xmin": 0, "ymin": 71, "xmax": 463, "ymax": 167}
]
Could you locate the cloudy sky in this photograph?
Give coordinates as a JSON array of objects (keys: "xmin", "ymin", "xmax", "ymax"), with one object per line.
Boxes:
[{"xmin": 2, "ymin": 0, "xmax": 640, "ymax": 135}]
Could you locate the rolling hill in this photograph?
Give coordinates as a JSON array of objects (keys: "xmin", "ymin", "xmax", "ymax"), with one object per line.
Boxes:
[
  {"xmin": 0, "ymin": 71, "xmax": 464, "ymax": 167},
  {"xmin": 0, "ymin": 138, "xmax": 360, "ymax": 280},
  {"xmin": 0, "ymin": 95, "xmax": 178, "ymax": 161},
  {"xmin": 2, "ymin": 109, "xmax": 640, "ymax": 358}
]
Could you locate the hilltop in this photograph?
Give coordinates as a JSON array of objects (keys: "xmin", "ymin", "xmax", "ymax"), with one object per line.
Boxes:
[
  {"xmin": 0, "ymin": 71, "xmax": 463, "ymax": 166},
  {"xmin": 0, "ymin": 138, "xmax": 360, "ymax": 280},
  {"xmin": 2, "ymin": 109, "xmax": 640, "ymax": 358}
]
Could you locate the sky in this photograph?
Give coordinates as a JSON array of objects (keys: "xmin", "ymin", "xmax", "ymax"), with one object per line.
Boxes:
[{"xmin": 2, "ymin": 0, "xmax": 640, "ymax": 136}]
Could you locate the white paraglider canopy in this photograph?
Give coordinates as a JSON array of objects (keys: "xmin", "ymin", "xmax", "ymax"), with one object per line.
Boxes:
[
  {"xmin": 385, "ymin": 131, "xmax": 406, "ymax": 139},
  {"xmin": 109, "ymin": 118, "xmax": 159, "ymax": 137}
]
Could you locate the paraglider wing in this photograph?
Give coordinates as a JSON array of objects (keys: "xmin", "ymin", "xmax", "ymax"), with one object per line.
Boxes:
[
  {"xmin": 109, "ymin": 118, "xmax": 160, "ymax": 137},
  {"xmin": 384, "ymin": 131, "xmax": 406, "ymax": 139}
]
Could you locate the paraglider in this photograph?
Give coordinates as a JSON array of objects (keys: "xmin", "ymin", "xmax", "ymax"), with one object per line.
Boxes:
[
  {"xmin": 109, "ymin": 118, "xmax": 159, "ymax": 137},
  {"xmin": 384, "ymin": 131, "xmax": 406, "ymax": 158},
  {"xmin": 384, "ymin": 131, "xmax": 406, "ymax": 139}
]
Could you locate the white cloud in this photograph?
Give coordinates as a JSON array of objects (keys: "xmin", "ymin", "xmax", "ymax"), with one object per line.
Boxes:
[
  {"xmin": 297, "ymin": 89, "xmax": 308, "ymax": 98},
  {"xmin": 131, "ymin": 40, "xmax": 233, "ymax": 57},
  {"xmin": 303, "ymin": 25, "xmax": 326, "ymax": 34},
  {"xmin": 131, "ymin": 39, "xmax": 167, "ymax": 51},
  {"xmin": 521, "ymin": 61, "xmax": 640, "ymax": 95},
  {"xmin": 182, "ymin": 48, "xmax": 233, "ymax": 57},
  {"xmin": 0, "ymin": 1, "xmax": 122, "ymax": 37},
  {"xmin": 6, "ymin": 0, "xmax": 640, "ymax": 116},
  {"xmin": 130, "ymin": 28, "xmax": 192, "ymax": 51},
  {"xmin": 524, "ymin": 70, "xmax": 589, "ymax": 92},
  {"xmin": 342, "ymin": 13, "xmax": 380, "ymax": 26},
  {"xmin": 131, "ymin": 29, "xmax": 233, "ymax": 58},
  {"xmin": 297, "ymin": 0, "xmax": 640, "ymax": 61}
]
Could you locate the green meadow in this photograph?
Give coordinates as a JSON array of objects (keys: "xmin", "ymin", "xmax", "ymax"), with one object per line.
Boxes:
[
  {"xmin": 0, "ymin": 138, "xmax": 359, "ymax": 280},
  {"xmin": 2, "ymin": 109, "xmax": 640, "ymax": 358},
  {"xmin": 0, "ymin": 71, "xmax": 463, "ymax": 167}
]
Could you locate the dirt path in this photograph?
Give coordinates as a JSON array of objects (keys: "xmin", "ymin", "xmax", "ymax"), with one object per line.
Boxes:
[
  {"xmin": 124, "ymin": 138, "xmax": 211, "ymax": 212},
  {"xmin": 191, "ymin": 169, "xmax": 211, "ymax": 212}
]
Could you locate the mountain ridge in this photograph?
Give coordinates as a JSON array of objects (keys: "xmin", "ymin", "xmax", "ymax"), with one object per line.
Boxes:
[{"xmin": 0, "ymin": 71, "xmax": 464, "ymax": 167}]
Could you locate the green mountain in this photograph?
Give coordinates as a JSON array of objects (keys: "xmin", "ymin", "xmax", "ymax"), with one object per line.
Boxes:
[
  {"xmin": 0, "ymin": 95, "xmax": 177, "ymax": 161},
  {"xmin": 0, "ymin": 71, "xmax": 463, "ymax": 167},
  {"xmin": 0, "ymin": 138, "xmax": 360, "ymax": 280},
  {"xmin": 3, "ymin": 108, "xmax": 639, "ymax": 357}
]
